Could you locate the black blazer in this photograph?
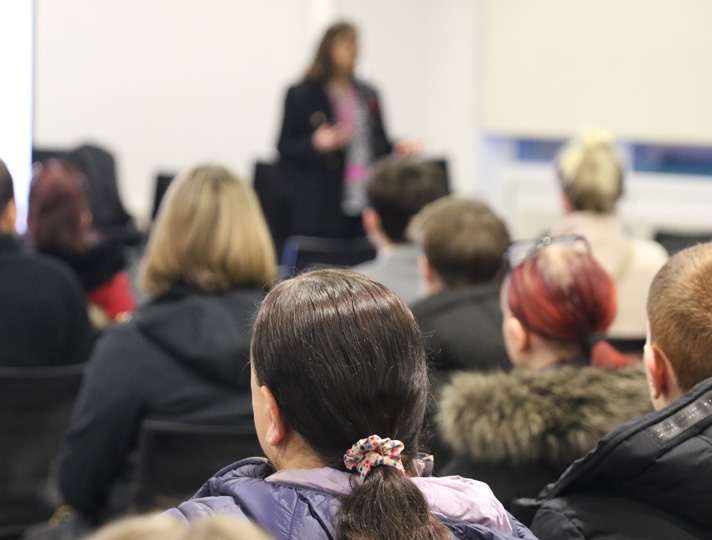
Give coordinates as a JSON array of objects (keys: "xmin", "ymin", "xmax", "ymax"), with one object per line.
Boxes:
[{"xmin": 277, "ymin": 78, "xmax": 393, "ymax": 172}]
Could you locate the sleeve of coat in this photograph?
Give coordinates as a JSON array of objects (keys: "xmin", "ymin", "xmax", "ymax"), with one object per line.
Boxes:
[
  {"xmin": 277, "ymin": 85, "xmax": 319, "ymax": 162},
  {"xmin": 58, "ymin": 324, "xmax": 146, "ymax": 516},
  {"xmin": 530, "ymin": 500, "xmax": 587, "ymax": 540}
]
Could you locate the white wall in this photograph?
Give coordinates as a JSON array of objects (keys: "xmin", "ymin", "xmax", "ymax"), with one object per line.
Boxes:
[
  {"xmin": 34, "ymin": 0, "xmax": 482, "ymax": 222},
  {"xmin": 0, "ymin": 0, "xmax": 33, "ymax": 231},
  {"xmin": 483, "ymin": 0, "xmax": 712, "ymax": 144},
  {"xmin": 35, "ymin": 0, "xmax": 313, "ymax": 222}
]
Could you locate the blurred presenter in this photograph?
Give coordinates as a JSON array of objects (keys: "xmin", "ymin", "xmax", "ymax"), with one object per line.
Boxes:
[{"xmin": 277, "ymin": 22, "xmax": 419, "ymax": 220}]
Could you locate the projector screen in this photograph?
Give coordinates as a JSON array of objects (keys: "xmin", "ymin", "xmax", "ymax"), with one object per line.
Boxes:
[
  {"xmin": 482, "ymin": 0, "xmax": 712, "ymax": 145},
  {"xmin": 0, "ymin": 0, "xmax": 33, "ymax": 231}
]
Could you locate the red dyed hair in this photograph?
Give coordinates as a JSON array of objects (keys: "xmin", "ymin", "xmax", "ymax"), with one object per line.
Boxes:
[
  {"xmin": 507, "ymin": 245, "xmax": 632, "ymax": 368},
  {"xmin": 28, "ymin": 160, "xmax": 88, "ymax": 254}
]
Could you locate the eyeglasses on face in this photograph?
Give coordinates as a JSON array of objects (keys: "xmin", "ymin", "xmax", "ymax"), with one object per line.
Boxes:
[{"xmin": 503, "ymin": 234, "xmax": 591, "ymax": 273}]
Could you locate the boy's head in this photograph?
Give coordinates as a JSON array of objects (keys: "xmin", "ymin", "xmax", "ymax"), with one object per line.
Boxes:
[
  {"xmin": 645, "ymin": 242, "xmax": 712, "ymax": 409},
  {"xmin": 363, "ymin": 159, "xmax": 448, "ymax": 248},
  {"xmin": 0, "ymin": 158, "xmax": 17, "ymax": 234},
  {"xmin": 409, "ymin": 197, "xmax": 510, "ymax": 292}
]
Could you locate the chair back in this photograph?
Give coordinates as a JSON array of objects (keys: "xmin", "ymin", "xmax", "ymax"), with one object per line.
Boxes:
[
  {"xmin": 654, "ymin": 230, "xmax": 712, "ymax": 256},
  {"xmin": 0, "ymin": 364, "xmax": 86, "ymax": 538},
  {"xmin": 281, "ymin": 235, "xmax": 376, "ymax": 276},
  {"xmin": 130, "ymin": 420, "xmax": 264, "ymax": 513}
]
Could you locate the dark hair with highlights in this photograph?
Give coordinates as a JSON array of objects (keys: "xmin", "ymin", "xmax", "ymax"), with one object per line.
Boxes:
[
  {"xmin": 251, "ymin": 269, "xmax": 451, "ymax": 540},
  {"xmin": 507, "ymin": 244, "xmax": 632, "ymax": 368},
  {"xmin": 304, "ymin": 22, "xmax": 356, "ymax": 82},
  {"xmin": 28, "ymin": 160, "xmax": 88, "ymax": 254}
]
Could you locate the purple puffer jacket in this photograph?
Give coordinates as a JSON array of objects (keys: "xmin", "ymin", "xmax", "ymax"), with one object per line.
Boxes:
[{"xmin": 166, "ymin": 458, "xmax": 539, "ymax": 540}]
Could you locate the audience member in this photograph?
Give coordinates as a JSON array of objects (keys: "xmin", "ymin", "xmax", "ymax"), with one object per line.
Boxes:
[
  {"xmin": 439, "ymin": 237, "xmax": 651, "ymax": 509},
  {"xmin": 0, "ymin": 157, "xmax": 94, "ymax": 367},
  {"xmin": 28, "ymin": 160, "xmax": 135, "ymax": 327},
  {"xmin": 58, "ymin": 165, "xmax": 277, "ymax": 522},
  {"xmin": 529, "ymin": 242, "xmax": 712, "ymax": 540},
  {"xmin": 550, "ymin": 129, "xmax": 668, "ymax": 342},
  {"xmin": 167, "ymin": 269, "xmax": 537, "ymax": 540},
  {"xmin": 351, "ymin": 159, "xmax": 448, "ymax": 303},
  {"xmin": 87, "ymin": 514, "xmax": 273, "ymax": 540},
  {"xmin": 409, "ymin": 197, "xmax": 511, "ymax": 377}
]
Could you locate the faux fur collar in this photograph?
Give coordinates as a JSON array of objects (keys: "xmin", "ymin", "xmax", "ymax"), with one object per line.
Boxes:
[{"xmin": 439, "ymin": 366, "xmax": 652, "ymax": 466}]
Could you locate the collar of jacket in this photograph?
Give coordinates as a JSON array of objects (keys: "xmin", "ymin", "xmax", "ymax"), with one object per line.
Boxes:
[
  {"xmin": 539, "ymin": 376, "xmax": 712, "ymax": 503},
  {"xmin": 439, "ymin": 365, "xmax": 652, "ymax": 466}
]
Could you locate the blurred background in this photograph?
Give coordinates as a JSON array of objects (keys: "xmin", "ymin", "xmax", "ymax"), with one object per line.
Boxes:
[{"xmin": 2, "ymin": 0, "xmax": 712, "ymax": 238}]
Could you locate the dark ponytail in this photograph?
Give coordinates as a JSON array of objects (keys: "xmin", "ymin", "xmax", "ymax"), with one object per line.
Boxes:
[{"xmin": 251, "ymin": 270, "xmax": 451, "ymax": 540}]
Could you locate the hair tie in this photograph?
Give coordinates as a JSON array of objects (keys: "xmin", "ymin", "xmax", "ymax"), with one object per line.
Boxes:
[
  {"xmin": 344, "ymin": 435, "xmax": 405, "ymax": 480},
  {"xmin": 585, "ymin": 332, "xmax": 607, "ymax": 351}
]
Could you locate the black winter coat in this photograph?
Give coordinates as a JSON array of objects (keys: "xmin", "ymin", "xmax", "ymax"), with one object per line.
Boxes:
[
  {"xmin": 58, "ymin": 285, "xmax": 264, "ymax": 519},
  {"xmin": 528, "ymin": 376, "xmax": 712, "ymax": 540},
  {"xmin": 0, "ymin": 234, "xmax": 94, "ymax": 367},
  {"xmin": 277, "ymin": 78, "xmax": 392, "ymax": 173}
]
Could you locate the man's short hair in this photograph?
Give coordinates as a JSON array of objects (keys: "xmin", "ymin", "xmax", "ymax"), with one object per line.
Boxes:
[
  {"xmin": 409, "ymin": 197, "xmax": 510, "ymax": 287},
  {"xmin": 366, "ymin": 159, "xmax": 448, "ymax": 244},
  {"xmin": 0, "ymin": 158, "xmax": 14, "ymax": 214},
  {"xmin": 648, "ymin": 242, "xmax": 712, "ymax": 392}
]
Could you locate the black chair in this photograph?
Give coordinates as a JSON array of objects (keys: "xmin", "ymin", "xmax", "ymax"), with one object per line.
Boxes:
[
  {"xmin": 654, "ymin": 230, "xmax": 712, "ymax": 256},
  {"xmin": 152, "ymin": 173, "xmax": 176, "ymax": 220},
  {"xmin": 130, "ymin": 420, "xmax": 264, "ymax": 513},
  {"xmin": 281, "ymin": 235, "xmax": 376, "ymax": 276},
  {"xmin": 0, "ymin": 364, "xmax": 86, "ymax": 539}
]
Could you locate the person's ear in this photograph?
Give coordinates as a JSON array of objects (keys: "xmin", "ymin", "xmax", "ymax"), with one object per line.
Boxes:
[
  {"xmin": 506, "ymin": 316, "xmax": 530, "ymax": 353},
  {"xmin": 560, "ymin": 192, "xmax": 574, "ymax": 214},
  {"xmin": 362, "ymin": 207, "xmax": 381, "ymax": 235},
  {"xmin": 260, "ymin": 385, "xmax": 287, "ymax": 447},
  {"xmin": 0, "ymin": 198, "xmax": 17, "ymax": 234},
  {"xmin": 644, "ymin": 343, "xmax": 674, "ymax": 402}
]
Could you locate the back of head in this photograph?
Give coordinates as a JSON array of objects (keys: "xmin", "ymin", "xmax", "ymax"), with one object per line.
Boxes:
[
  {"xmin": 409, "ymin": 196, "xmax": 510, "ymax": 287},
  {"xmin": 140, "ymin": 164, "xmax": 277, "ymax": 297},
  {"xmin": 304, "ymin": 21, "xmax": 356, "ymax": 81},
  {"xmin": 648, "ymin": 242, "xmax": 712, "ymax": 392},
  {"xmin": 557, "ymin": 129, "xmax": 623, "ymax": 214},
  {"xmin": 251, "ymin": 269, "xmax": 450, "ymax": 540},
  {"xmin": 366, "ymin": 159, "xmax": 448, "ymax": 244},
  {"xmin": 27, "ymin": 160, "xmax": 87, "ymax": 253},
  {"xmin": 87, "ymin": 514, "xmax": 273, "ymax": 540},
  {"xmin": 507, "ymin": 242, "xmax": 629, "ymax": 368},
  {"xmin": 0, "ymin": 158, "xmax": 14, "ymax": 215}
]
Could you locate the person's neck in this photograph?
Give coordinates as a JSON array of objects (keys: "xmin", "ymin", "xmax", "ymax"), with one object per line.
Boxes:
[
  {"xmin": 329, "ymin": 73, "xmax": 352, "ymax": 91},
  {"xmin": 525, "ymin": 342, "xmax": 584, "ymax": 370}
]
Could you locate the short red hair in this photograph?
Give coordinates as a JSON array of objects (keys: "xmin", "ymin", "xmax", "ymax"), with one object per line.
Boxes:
[{"xmin": 507, "ymin": 244, "xmax": 630, "ymax": 368}]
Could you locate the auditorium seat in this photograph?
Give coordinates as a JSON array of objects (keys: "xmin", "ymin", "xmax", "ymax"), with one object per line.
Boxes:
[
  {"xmin": 654, "ymin": 230, "xmax": 712, "ymax": 256},
  {"xmin": 0, "ymin": 364, "xmax": 85, "ymax": 539},
  {"xmin": 129, "ymin": 420, "xmax": 264, "ymax": 513},
  {"xmin": 281, "ymin": 235, "xmax": 376, "ymax": 276}
]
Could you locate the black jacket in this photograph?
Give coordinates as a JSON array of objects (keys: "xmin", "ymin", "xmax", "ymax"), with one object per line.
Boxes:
[
  {"xmin": 277, "ymin": 78, "xmax": 392, "ymax": 172},
  {"xmin": 58, "ymin": 285, "xmax": 264, "ymax": 519},
  {"xmin": 0, "ymin": 234, "xmax": 94, "ymax": 367},
  {"xmin": 438, "ymin": 366, "xmax": 652, "ymax": 510},
  {"xmin": 528, "ymin": 376, "xmax": 712, "ymax": 540},
  {"xmin": 410, "ymin": 284, "xmax": 511, "ymax": 379}
]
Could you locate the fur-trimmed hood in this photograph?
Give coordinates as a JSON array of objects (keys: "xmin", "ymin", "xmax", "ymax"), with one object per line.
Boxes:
[{"xmin": 439, "ymin": 366, "xmax": 652, "ymax": 466}]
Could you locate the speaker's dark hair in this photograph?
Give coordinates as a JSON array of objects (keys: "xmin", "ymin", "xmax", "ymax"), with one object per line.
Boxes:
[
  {"xmin": 304, "ymin": 22, "xmax": 356, "ymax": 81},
  {"xmin": 251, "ymin": 269, "xmax": 451, "ymax": 540}
]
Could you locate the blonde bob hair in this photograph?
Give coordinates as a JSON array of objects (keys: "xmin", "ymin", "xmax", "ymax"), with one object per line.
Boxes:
[
  {"xmin": 140, "ymin": 165, "xmax": 276, "ymax": 296},
  {"xmin": 557, "ymin": 128, "xmax": 624, "ymax": 214}
]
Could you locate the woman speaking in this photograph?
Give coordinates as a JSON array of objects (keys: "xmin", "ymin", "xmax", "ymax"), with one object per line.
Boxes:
[{"xmin": 277, "ymin": 22, "xmax": 418, "ymax": 232}]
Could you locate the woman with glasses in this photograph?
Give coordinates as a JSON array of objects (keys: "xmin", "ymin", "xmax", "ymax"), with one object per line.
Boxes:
[{"xmin": 437, "ymin": 236, "xmax": 652, "ymax": 511}]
